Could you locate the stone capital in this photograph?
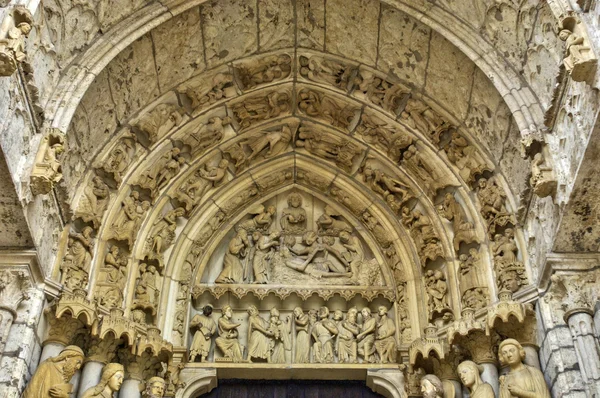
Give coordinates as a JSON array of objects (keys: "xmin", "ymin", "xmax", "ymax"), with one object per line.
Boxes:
[
  {"xmin": 45, "ymin": 312, "xmax": 86, "ymax": 346},
  {"xmin": 86, "ymin": 334, "xmax": 121, "ymax": 364},
  {"xmin": 0, "ymin": 269, "xmax": 32, "ymax": 317}
]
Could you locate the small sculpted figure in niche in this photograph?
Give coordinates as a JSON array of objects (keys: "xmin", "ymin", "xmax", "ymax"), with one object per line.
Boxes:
[
  {"xmin": 425, "ymin": 270, "xmax": 450, "ymax": 318},
  {"xmin": 335, "ymin": 308, "xmax": 359, "ymax": 363},
  {"xmin": 375, "ymin": 306, "xmax": 396, "ymax": 363},
  {"xmin": 361, "ymin": 211, "xmax": 393, "ymax": 248},
  {"xmin": 530, "ymin": 152, "xmax": 557, "ymax": 198},
  {"xmin": 498, "ymin": 339, "xmax": 551, "ymax": 398},
  {"xmin": 100, "ymin": 135, "xmax": 136, "ymax": 185},
  {"xmin": 268, "ymin": 308, "xmax": 291, "ymax": 363},
  {"xmin": 108, "ymin": 191, "xmax": 150, "ymax": 246},
  {"xmin": 299, "ymin": 55, "xmax": 354, "ymax": 89},
  {"xmin": 420, "ymin": 374, "xmax": 444, "ymax": 398},
  {"xmin": 76, "ymin": 176, "xmax": 110, "ymax": 228},
  {"xmin": 143, "ymin": 377, "xmax": 166, "ymax": 398},
  {"xmin": 96, "ymin": 246, "xmax": 128, "ymax": 308},
  {"xmin": 237, "ymin": 204, "xmax": 276, "ymax": 233},
  {"xmin": 237, "ymin": 54, "xmax": 292, "ymax": 90},
  {"xmin": 233, "ymin": 91, "xmax": 291, "ymax": 129},
  {"xmin": 177, "ymin": 159, "xmax": 229, "ymax": 213},
  {"xmin": 138, "ymin": 147, "xmax": 185, "ymax": 195},
  {"xmin": 476, "ymin": 177, "xmax": 507, "ymax": 219},
  {"xmin": 293, "ymin": 307, "xmax": 311, "ymax": 363},
  {"xmin": 338, "ymin": 231, "xmax": 364, "ymax": 283},
  {"xmin": 559, "ymin": 27, "xmax": 597, "ymax": 81},
  {"xmin": 280, "ymin": 193, "xmax": 307, "ymax": 234},
  {"xmin": 311, "ymin": 306, "xmax": 339, "ymax": 363},
  {"xmin": 215, "ymin": 228, "xmax": 249, "ymax": 284},
  {"xmin": 438, "ymin": 193, "xmax": 478, "ymax": 250},
  {"xmin": 0, "ymin": 16, "xmax": 32, "ymax": 75},
  {"xmin": 316, "ymin": 206, "xmax": 352, "ymax": 236},
  {"xmin": 242, "ymin": 124, "xmax": 293, "ymax": 164},
  {"xmin": 402, "ymin": 145, "xmax": 444, "ymax": 196},
  {"xmin": 147, "ymin": 207, "xmax": 185, "ymax": 259},
  {"xmin": 22, "ymin": 345, "xmax": 84, "ymax": 398},
  {"xmin": 285, "ymin": 231, "xmax": 351, "ymax": 278},
  {"xmin": 251, "ymin": 230, "xmax": 280, "ymax": 283},
  {"xmin": 457, "ymin": 360, "xmax": 494, "ymax": 398},
  {"xmin": 362, "ymin": 164, "xmax": 411, "ymax": 204},
  {"xmin": 189, "ymin": 305, "xmax": 217, "ymax": 362},
  {"xmin": 196, "ymin": 211, "xmax": 226, "ymax": 248},
  {"xmin": 357, "ymin": 307, "xmax": 377, "ymax": 363},
  {"xmin": 61, "ymin": 226, "xmax": 94, "ymax": 287},
  {"xmin": 215, "ymin": 305, "xmax": 243, "ymax": 362},
  {"xmin": 247, "ymin": 305, "xmax": 274, "ymax": 362},
  {"xmin": 81, "ymin": 363, "xmax": 124, "ymax": 398}
]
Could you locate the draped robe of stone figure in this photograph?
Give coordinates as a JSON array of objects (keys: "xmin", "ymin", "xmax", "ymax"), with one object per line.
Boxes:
[
  {"xmin": 22, "ymin": 346, "xmax": 84, "ymax": 398},
  {"xmin": 498, "ymin": 339, "xmax": 550, "ymax": 398},
  {"xmin": 247, "ymin": 306, "xmax": 273, "ymax": 361},
  {"xmin": 312, "ymin": 307, "xmax": 338, "ymax": 363},
  {"xmin": 293, "ymin": 307, "xmax": 310, "ymax": 363},
  {"xmin": 374, "ymin": 306, "xmax": 396, "ymax": 363},
  {"xmin": 215, "ymin": 306, "xmax": 243, "ymax": 361},
  {"xmin": 357, "ymin": 308, "xmax": 377, "ymax": 363},
  {"xmin": 334, "ymin": 308, "xmax": 359, "ymax": 363},
  {"xmin": 268, "ymin": 308, "xmax": 290, "ymax": 363},
  {"xmin": 215, "ymin": 229, "xmax": 248, "ymax": 284},
  {"xmin": 189, "ymin": 307, "xmax": 217, "ymax": 362}
]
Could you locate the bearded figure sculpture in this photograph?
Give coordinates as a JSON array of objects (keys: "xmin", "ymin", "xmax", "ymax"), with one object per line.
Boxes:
[
  {"xmin": 144, "ymin": 376, "xmax": 167, "ymax": 398},
  {"xmin": 22, "ymin": 345, "xmax": 85, "ymax": 398},
  {"xmin": 81, "ymin": 363, "xmax": 125, "ymax": 397}
]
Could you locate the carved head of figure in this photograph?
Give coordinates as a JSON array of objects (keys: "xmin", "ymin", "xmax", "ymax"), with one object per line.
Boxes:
[
  {"xmin": 477, "ymin": 178, "xmax": 488, "ymax": 189},
  {"xmin": 144, "ymin": 376, "xmax": 166, "ymax": 398},
  {"xmin": 420, "ymin": 374, "xmax": 444, "ymax": 398},
  {"xmin": 303, "ymin": 231, "xmax": 318, "ymax": 246},
  {"xmin": 287, "ymin": 193, "xmax": 303, "ymax": 208},
  {"xmin": 218, "ymin": 159, "xmax": 229, "ymax": 168},
  {"xmin": 247, "ymin": 305, "xmax": 259, "ymax": 317},
  {"xmin": 222, "ymin": 305, "xmax": 233, "ymax": 319},
  {"xmin": 499, "ymin": 270, "xmax": 522, "ymax": 293},
  {"xmin": 559, "ymin": 29, "xmax": 572, "ymax": 41},
  {"xmin": 266, "ymin": 205, "xmax": 276, "ymax": 215},
  {"xmin": 86, "ymin": 363, "xmax": 124, "ymax": 395},
  {"xmin": 377, "ymin": 306, "xmax": 388, "ymax": 317},
  {"xmin": 252, "ymin": 231, "xmax": 262, "ymax": 243},
  {"xmin": 293, "ymin": 307, "xmax": 304, "ymax": 318},
  {"xmin": 498, "ymin": 338, "xmax": 526, "ymax": 368},
  {"xmin": 333, "ymin": 310, "xmax": 344, "ymax": 322},
  {"xmin": 318, "ymin": 306, "xmax": 329, "ymax": 320},
  {"xmin": 457, "ymin": 360, "xmax": 484, "ymax": 389},
  {"xmin": 50, "ymin": 345, "xmax": 85, "ymax": 380},
  {"xmin": 339, "ymin": 230, "xmax": 350, "ymax": 244},
  {"xmin": 202, "ymin": 305, "xmax": 213, "ymax": 317},
  {"xmin": 361, "ymin": 307, "xmax": 372, "ymax": 320},
  {"xmin": 347, "ymin": 307, "xmax": 358, "ymax": 323}
]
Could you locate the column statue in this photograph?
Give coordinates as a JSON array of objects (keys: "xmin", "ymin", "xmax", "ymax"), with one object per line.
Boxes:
[
  {"xmin": 498, "ymin": 339, "xmax": 550, "ymax": 398},
  {"xmin": 143, "ymin": 376, "xmax": 166, "ymax": 398},
  {"xmin": 421, "ymin": 374, "xmax": 444, "ymax": 398},
  {"xmin": 81, "ymin": 363, "xmax": 125, "ymax": 398},
  {"xmin": 457, "ymin": 360, "xmax": 494, "ymax": 398},
  {"xmin": 22, "ymin": 345, "xmax": 85, "ymax": 398}
]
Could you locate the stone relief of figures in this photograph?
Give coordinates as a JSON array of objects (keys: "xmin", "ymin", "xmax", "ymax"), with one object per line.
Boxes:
[
  {"xmin": 361, "ymin": 160, "xmax": 413, "ymax": 212},
  {"xmin": 296, "ymin": 125, "xmax": 363, "ymax": 173},
  {"xmin": 234, "ymin": 54, "xmax": 292, "ymax": 90},
  {"xmin": 175, "ymin": 159, "xmax": 229, "ymax": 213},
  {"xmin": 231, "ymin": 90, "xmax": 291, "ymax": 129},
  {"xmin": 97, "ymin": 132, "xmax": 137, "ymax": 186},
  {"xmin": 131, "ymin": 103, "xmax": 185, "ymax": 144},
  {"xmin": 30, "ymin": 130, "xmax": 65, "ymax": 195},
  {"xmin": 355, "ymin": 113, "xmax": 413, "ymax": 163},
  {"xmin": 106, "ymin": 190, "xmax": 150, "ymax": 247},
  {"xmin": 220, "ymin": 186, "xmax": 258, "ymax": 214},
  {"xmin": 251, "ymin": 230, "xmax": 280, "ymax": 283},
  {"xmin": 424, "ymin": 269, "xmax": 452, "ymax": 321},
  {"xmin": 195, "ymin": 211, "xmax": 225, "ymax": 248},
  {"xmin": 401, "ymin": 144, "xmax": 446, "ymax": 197},
  {"xmin": 492, "ymin": 228, "xmax": 528, "ymax": 293},
  {"xmin": 214, "ymin": 229, "xmax": 250, "ymax": 284},
  {"xmin": 75, "ymin": 175, "xmax": 111, "ymax": 228},
  {"xmin": 0, "ymin": 6, "xmax": 33, "ymax": 77},
  {"xmin": 144, "ymin": 207, "xmax": 185, "ymax": 263},
  {"xmin": 355, "ymin": 70, "xmax": 410, "ymax": 114},
  {"xmin": 399, "ymin": 99, "xmax": 450, "ymax": 146},
  {"xmin": 215, "ymin": 305, "xmax": 244, "ymax": 362},
  {"xmin": 181, "ymin": 116, "xmax": 231, "ymax": 157},
  {"xmin": 401, "ymin": 207, "xmax": 443, "ymax": 266},
  {"xmin": 137, "ymin": 148, "xmax": 186, "ymax": 200},
  {"xmin": 237, "ymin": 204, "xmax": 276, "ymax": 233},
  {"xmin": 442, "ymin": 131, "xmax": 493, "ymax": 185},
  {"xmin": 330, "ymin": 186, "xmax": 368, "ymax": 216},
  {"xmin": 458, "ymin": 248, "xmax": 489, "ymax": 311},
  {"xmin": 95, "ymin": 245, "xmax": 129, "ymax": 308},
  {"xmin": 297, "ymin": 89, "xmax": 359, "ymax": 130},
  {"xmin": 186, "ymin": 305, "xmax": 397, "ymax": 365},
  {"xmin": 558, "ymin": 21, "xmax": 597, "ymax": 82},
  {"xmin": 362, "ymin": 210, "xmax": 393, "ymax": 249},
  {"xmin": 316, "ymin": 206, "xmax": 352, "ymax": 236},
  {"xmin": 225, "ymin": 124, "xmax": 294, "ymax": 172},
  {"xmin": 475, "ymin": 177, "xmax": 513, "ymax": 236},
  {"xmin": 298, "ymin": 54, "xmax": 356, "ymax": 90},
  {"xmin": 60, "ymin": 226, "xmax": 94, "ymax": 290},
  {"xmin": 280, "ymin": 193, "xmax": 307, "ymax": 234},
  {"xmin": 255, "ymin": 169, "xmax": 293, "ymax": 192},
  {"xmin": 179, "ymin": 72, "xmax": 237, "ymax": 115},
  {"xmin": 296, "ymin": 169, "xmax": 332, "ymax": 192},
  {"xmin": 438, "ymin": 193, "xmax": 480, "ymax": 250},
  {"xmin": 132, "ymin": 263, "xmax": 160, "ymax": 320},
  {"xmin": 189, "ymin": 305, "xmax": 216, "ymax": 362}
]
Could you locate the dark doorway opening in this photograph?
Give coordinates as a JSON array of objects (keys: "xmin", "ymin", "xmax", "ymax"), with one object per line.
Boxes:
[{"xmin": 198, "ymin": 379, "xmax": 383, "ymax": 398}]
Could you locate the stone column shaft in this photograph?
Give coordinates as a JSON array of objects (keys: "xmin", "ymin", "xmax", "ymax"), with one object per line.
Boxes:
[
  {"xmin": 479, "ymin": 363, "xmax": 499, "ymax": 398},
  {"xmin": 120, "ymin": 378, "xmax": 142, "ymax": 398},
  {"xmin": 566, "ymin": 310, "xmax": 600, "ymax": 389},
  {"xmin": 77, "ymin": 360, "xmax": 105, "ymax": 397},
  {"xmin": 0, "ymin": 308, "xmax": 14, "ymax": 356}
]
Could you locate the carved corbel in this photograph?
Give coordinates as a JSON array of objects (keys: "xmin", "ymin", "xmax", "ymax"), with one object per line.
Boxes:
[
  {"xmin": 0, "ymin": 6, "xmax": 34, "ymax": 77},
  {"xmin": 30, "ymin": 129, "xmax": 65, "ymax": 195},
  {"xmin": 409, "ymin": 325, "xmax": 449, "ymax": 365},
  {"xmin": 545, "ymin": 273, "xmax": 597, "ymax": 320},
  {"xmin": 530, "ymin": 146, "xmax": 557, "ymax": 199},
  {"xmin": 0, "ymin": 269, "xmax": 31, "ymax": 317},
  {"xmin": 458, "ymin": 331, "xmax": 498, "ymax": 366},
  {"xmin": 447, "ymin": 308, "xmax": 485, "ymax": 345},
  {"xmin": 137, "ymin": 326, "xmax": 173, "ymax": 360},
  {"xmin": 558, "ymin": 17, "xmax": 598, "ymax": 83},
  {"xmin": 56, "ymin": 288, "xmax": 97, "ymax": 326}
]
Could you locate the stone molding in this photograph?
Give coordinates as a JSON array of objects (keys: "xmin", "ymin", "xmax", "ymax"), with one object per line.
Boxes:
[{"xmin": 366, "ymin": 368, "xmax": 407, "ymax": 398}]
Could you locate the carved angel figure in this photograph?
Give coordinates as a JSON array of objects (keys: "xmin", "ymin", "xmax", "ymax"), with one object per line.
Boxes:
[
  {"xmin": 297, "ymin": 89, "xmax": 357, "ymax": 130},
  {"xmin": 237, "ymin": 204, "xmax": 276, "ymax": 233},
  {"xmin": 100, "ymin": 134, "xmax": 136, "ymax": 185},
  {"xmin": 299, "ymin": 55, "xmax": 355, "ymax": 89},
  {"xmin": 236, "ymin": 54, "xmax": 292, "ymax": 90},
  {"xmin": 232, "ymin": 91, "xmax": 290, "ymax": 129},
  {"xmin": 316, "ymin": 206, "xmax": 352, "ymax": 236},
  {"xmin": 176, "ymin": 159, "xmax": 229, "ymax": 213},
  {"xmin": 241, "ymin": 124, "xmax": 294, "ymax": 163}
]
